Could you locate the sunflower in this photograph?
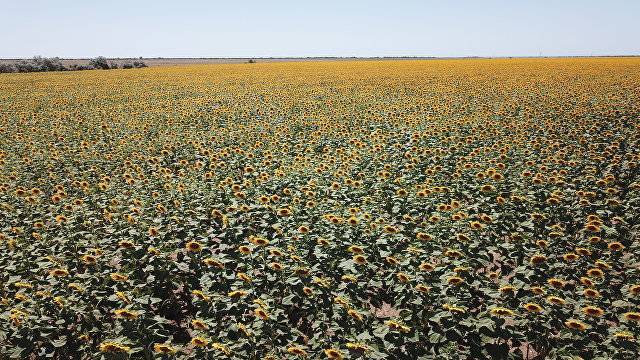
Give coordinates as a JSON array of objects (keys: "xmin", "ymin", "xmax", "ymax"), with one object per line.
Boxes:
[
  {"xmin": 499, "ymin": 285, "xmax": 515, "ymax": 295},
  {"xmin": 99, "ymin": 342, "xmax": 131, "ymax": 353},
  {"xmin": 255, "ymin": 307, "xmax": 269, "ymax": 320},
  {"xmin": 523, "ymin": 303, "xmax": 543, "ymax": 313},
  {"xmin": 623, "ymin": 312, "xmax": 640, "ymax": 322},
  {"xmin": 613, "ymin": 332, "xmax": 635, "ymax": 341},
  {"xmin": 287, "ymin": 346, "xmax": 307, "ymax": 356},
  {"xmin": 419, "ymin": 262, "xmax": 435, "ymax": 271},
  {"xmin": 341, "ymin": 274, "xmax": 357, "ymax": 283},
  {"xmin": 114, "ymin": 309, "xmax": 139, "ymax": 320},
  {"xmin": 185, "ymin": 241, "xmax": 203, "ymax": 252},
  {"xmin": 212, "ymin": 342, "xmax": 231, "ymax": 355},
  {"xmin": 347, "ymin": 309, "xmax": 364, "ymax": 322},
  {"xmin": 203, "ymin": 258, "xmax": 225, "ymax": 269},
  {"xmin": 250, "ymin": 236, "xmax": 269, "ymax": 246},
  {"xmin": 415, "ymin": 284, "xmax": 431, "ymax": 293},
  {"xmin": 13, "ymin": 282, "xmax": 33, "ymax": 289},
  {"xmin": 345, "ymin": 342, "xmax": 369, "ymax": 352},
  {"xmin": 386, "ymin": 256, "xmax": 399, "ymax": 265},
  {"xmin": 353, "ymin": 255, "xmax": 367, "ymax": 265},
  {"xmin": 530, "ymin": 255, "xmax": 547, "ymax": 265},
  {"xmin": 324, "ymin": 348, "xmax": 344, "ymax": 359},
  {"xmin": 584, "ymin": 223, "xmax": 601, "ymax": 232},
  {"xmin": 608, "ymin": 242, "xmax": 625, "ymax": 251},
  {"xmin": 190, "ymin": 337, "xmax": 209, "ymax": 347},
  {"xmin": 302, "ymin": 287, "xmax": 314, "ymax": 296},
  {"xmin": 191, "ymin": 319, "xmax": 208, "ymax": 330},
  {"xmin": 582, "ymin": 306, "xmax": 604, "ymax": 317},
  {"xmin": 277, "ymin": 208, "xmax": 292, "ymax": 216},
  {"xmin": 490, "ymin": 307, "xmax": 515, "ymax": 317},
  {"xmin": 148, "ymin": 227, "xmax": 159, "ymax": 236},
  {"xmin": 396, "ymin": 272, "xmax": 410, "ymax": 282},
  {"xmin": 383, "ymin": 225, "xmax": 399, "ymax": 233},
  {"xmin": 153, "ymin": 343, "xmax": 177, "ymax": 354},
  {"xmin": 228, "ymin": 290, "xmax": 247, "ymax": 298},
  {"xmin": 49, "ymin": 268, "xmax": 69, "ymax": 277},
  {"xmin": 583, "ymin": 288, "xmax": 601, "ymax": 298},
  {"xmin": 118, "ymin": 240, "xmax": 135, "ymax": 249},
  {"xmin": 546, "ymin": 296, "xmax": 566, "ymax": 305},
  {"xmin": 192, "ymin": 290, "xmax": 210, "ymax": 302},
  {"xmin": 564, "ymin": 319, "xmax": 588, "ymax": 331},
  {"xmin": 547, "ymin": 278, "xmax": 566, "ymax": 289},
  {"xmin": 586, "ymin": 268, "xmax": 604, "ymax": 278},
  {"xmin": 447, "ymin": 276, "xmax": 464, "ymax": 285}
]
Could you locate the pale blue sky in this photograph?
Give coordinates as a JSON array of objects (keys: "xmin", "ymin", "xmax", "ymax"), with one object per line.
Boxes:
[{"xmin": 1, "ymin": 0, "xmax": 638, "ymax": 58}]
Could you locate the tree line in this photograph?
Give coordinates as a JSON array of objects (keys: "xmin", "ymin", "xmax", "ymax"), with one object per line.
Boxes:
[{"xmin": 0, "ymin": 56, "xmax": 147, "ymax": 73}]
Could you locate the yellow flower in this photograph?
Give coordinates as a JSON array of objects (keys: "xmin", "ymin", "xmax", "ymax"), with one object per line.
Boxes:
[
  {"xmin": 353, "ymin": 255, "xmax": 367, "ymax": 265},
  {"xmin": 523, "ymin": 303, "xmax": 543, "ymax": 313},
  {"xmin": 191, "ymin": 319, "xmax": 208, "ymax": 330},
  {"xmin": 228, "ymin": 290, "xmax": 247, "ymax": 298},
  {"xmin": 250, "ymin": 236, "xmax": 269, "ymax": 246},
  {"xmin": 347, "ymin": 309, "xmax": 364, "ymax": 322},
  {"xmin": 623, "ymin": 312, "xmax": 640, "ymax": 322},
  {"xmin": 192, "ymin": 290, "xmax": 210, "ymax": 301},
  {"xmin": 287, "ymin": 346, "xmax": 307, "ymax": 356},
  {"xmin": 582, "ymin": 306, "xmax": 604, "ymax": 317},
  {"xmin": 49, "ymin": 268, "xmax": 69, "ymax": 277},
  {"xmin": 490, "ymin": 307, "xmax": 515, "ymax": 317},
  {"xmin": 546, "ymin": 296, "xmax": 566, "ymax": 306},
  {"xmin": 564, "ymin": 319, "xmax": 588, "ymax": 331},
  {"xmin": 110, "ymin": 273, "xmax": 128, "ymax": 282},
  {"xmin": 345, "ymin": 342, "xmax": 369, "ymax": 352},
  {"xmin": 99, "ymin": 342, "xmax": 131, "ymax": 353},
  {"xmin": 613, "ymin": 332, "xmax": 634, "ymax": 341},
  {"xmin": 153, "ymin": 343, "xmax": 177, "ymax": 354},
  {"xmin": 324, "ymin": 348, "xmax": 344, "ymax": 359},
  {"xmin": 185, "ymin": 241, "xmax": 203, "ymax": 252},
  {"xmin": 190, "ymin": 337, "xmax": 209, "ymax": 347},
  {"xmin": 255, "ymin": 307, "xmax": 269, "ymax": 320},
  {"xmin": 114, "ymin": 309, "xmax": 139, "ymax": 320}
]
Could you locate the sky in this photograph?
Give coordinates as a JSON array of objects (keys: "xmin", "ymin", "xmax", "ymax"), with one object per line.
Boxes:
[{"xmin": 1, "ymin": 0, "xmax": 638, "ymax": 58}]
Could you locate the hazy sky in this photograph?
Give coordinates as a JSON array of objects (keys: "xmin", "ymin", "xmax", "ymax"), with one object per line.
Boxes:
[{"xmin": 1, "ymin": 0, "xmax": 638, "ymax": 58}]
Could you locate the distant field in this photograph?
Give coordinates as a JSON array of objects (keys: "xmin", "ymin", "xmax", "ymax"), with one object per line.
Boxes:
[
  {"xmin": 1, "ymin": 58, "xmax": 639, "ymax": 359},
  {"xmin": 0, "ymin": 57, "xmax": 448, "ymax": 67}
]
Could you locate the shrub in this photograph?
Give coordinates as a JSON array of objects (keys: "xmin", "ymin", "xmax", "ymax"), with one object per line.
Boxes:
[
  {"xmin": 0, "ymin": 63, "xmax": 15, "ymax": 73},
  {"xmin": 90, "ymin": 56, "xmax": 110, "ymax": 70},
  {"xmin": 132, "ymin": 60, "xmax": 148, "ymax": 68}
]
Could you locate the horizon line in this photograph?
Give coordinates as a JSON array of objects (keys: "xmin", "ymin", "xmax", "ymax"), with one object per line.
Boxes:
[{"xmin": 2, "ymin": 54, "xmax": 640, "ymax": 61}]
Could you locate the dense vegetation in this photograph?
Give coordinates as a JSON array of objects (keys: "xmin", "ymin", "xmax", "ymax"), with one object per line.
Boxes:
[
  {"xmin": 0, "ymin": 56, "xmax": 147, "ymax": 73},
  {"xmin": 0, "ymin": 58, "xmax": 639, "ymax": 359}
]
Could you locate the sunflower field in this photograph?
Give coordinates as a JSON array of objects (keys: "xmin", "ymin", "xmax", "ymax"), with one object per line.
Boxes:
[{"xmin": 0, "ymin": 58, "xmax": 639, "ymax": 359}]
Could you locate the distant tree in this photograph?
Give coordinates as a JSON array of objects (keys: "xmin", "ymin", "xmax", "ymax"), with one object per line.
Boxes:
[
  {"xmin": 68, "ymin": 64, "xmax": 94, "ymax": 71},
  {"xmin": 0, "ymin": 63, "xmax": 15, "ymax": 73},
  {"xmin": 122, "ymin": 62, "xmax": 134, "ymax": 69},
  {"xmin": 132, "ymin": 60, "xmax": 148, "ymax": 68},
  {"xmin": 14, "ymin": 60, "xmax": 36, "ymax": 72},
  {"xmin": 248, "ymin": 59, "xmax": 256, "ymax": 64},
  {"xmin": 90, "ymin": 56, "xmax": 110, "ymax": 70},
  {"xmin": 31, "ymin": 56, "xmax": 66, "ymax": 71},
  {"xmin": 108, "ymin": 61, "xmax": 119, "ymax": 69}
]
